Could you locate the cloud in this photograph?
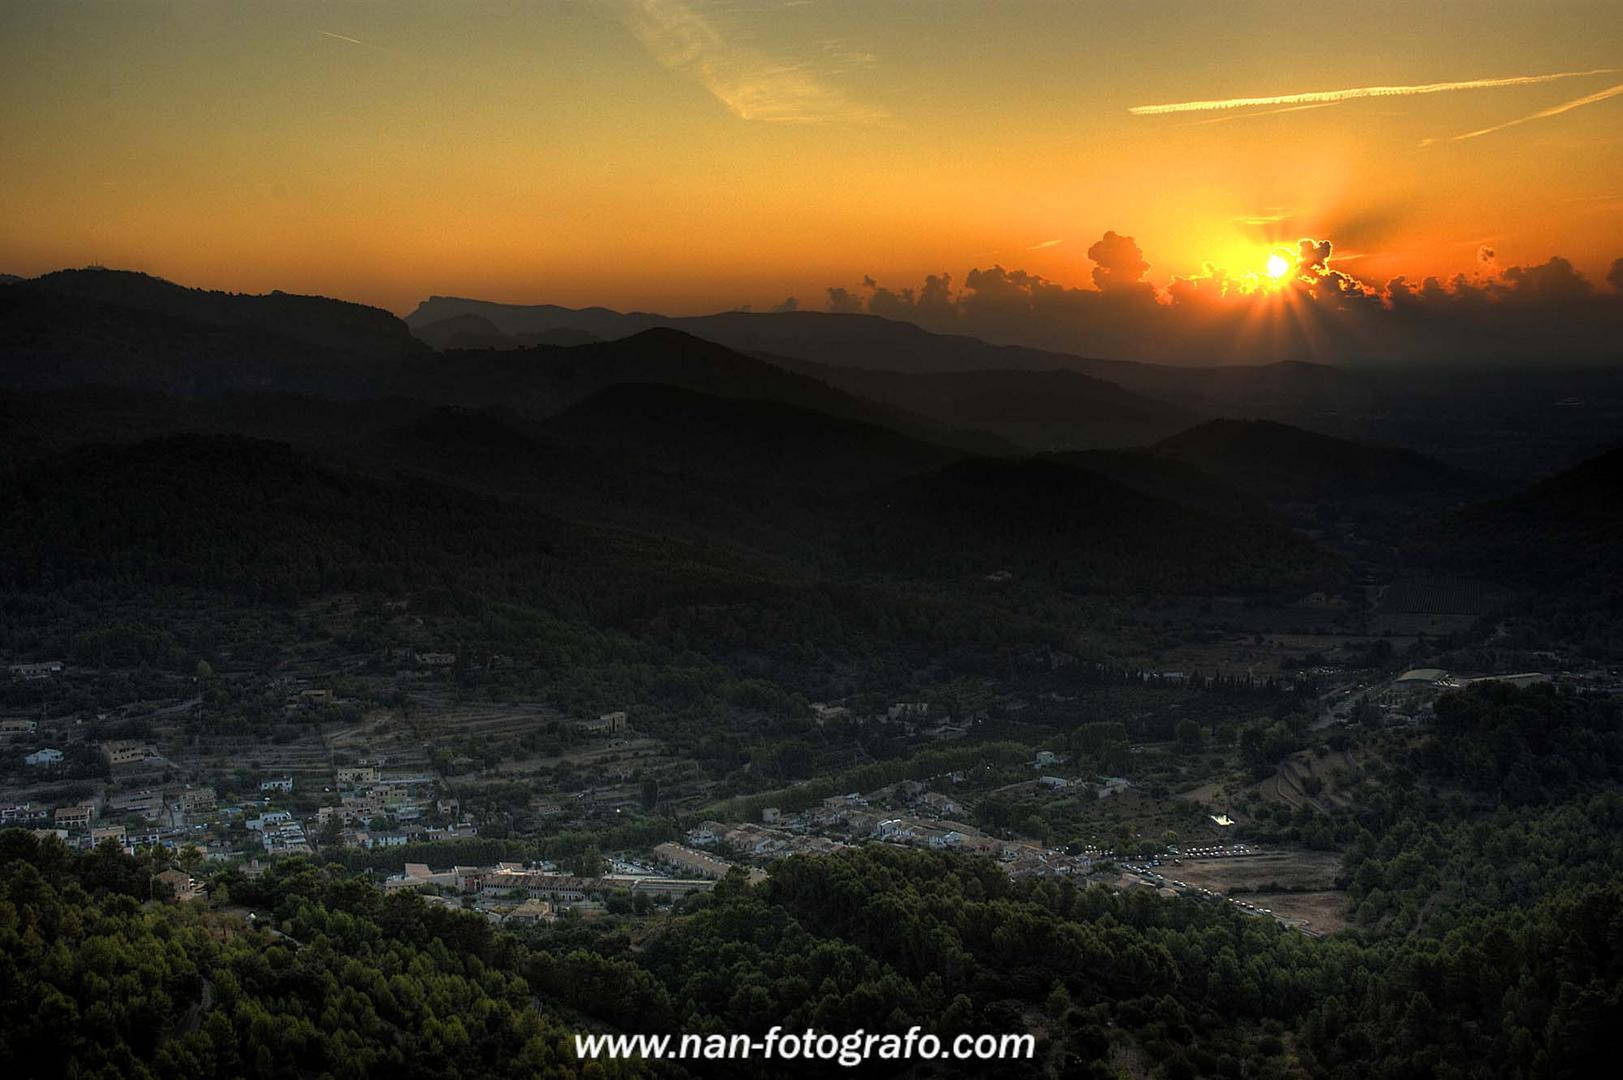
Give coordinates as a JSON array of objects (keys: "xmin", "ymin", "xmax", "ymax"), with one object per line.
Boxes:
[
  {"xmin": 1448, "ymin": 81, "xmax": 1623, "ymax": 141},
  {"xmin": 771, "ymin": 296, "xmax": 799, "ymax": 312},
  {"xmin": 624, "ymin": 0, "xmax": 886, "ymax": 124},
  {"xmin": 1130, "ymin": 68, "xmax": 1616, "ymax": 116},
  {"xmin": 1027, "ymin": 238, "xmax": 1065, "ymax": 250},
  {"xmin": 825, "ymin": 286, "xmax": 864, "ymax": 313},
  {"xmin": 1087, "ymin": 231, "xmax": 1151, "ymax": 292}
]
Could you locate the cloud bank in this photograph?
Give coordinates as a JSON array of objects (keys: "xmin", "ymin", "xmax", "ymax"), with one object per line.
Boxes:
[{"xmin": 825, "ymin": 235, "xmax": 1623, "ymax": 367}]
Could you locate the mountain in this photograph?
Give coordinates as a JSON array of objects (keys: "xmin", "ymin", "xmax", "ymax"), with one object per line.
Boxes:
[
  {"xmin": 1044, "ymin": 448, "xmax": 1273, "ymax": 521},
  {"xmin": 853, "ymin": 456, "xmax": 1342, "ymax": 595},
  {"xmin": 0, "ymin": 275, "xmax": 1005, "ymax": 455},
  {"xmin": 1417, "ymin": 444, "xmax": 1623, "ymax": 590},
  {"xmin": 25, "ymin": 268, "xmax": 423, "ymax": 359},
  {"xmin": 412, "ymin": 313, "xmax": 600, "ymax": 350},
  {"xmin": 546, "ymin": 383, "xmax": 958, "ymax": 489},
  {"xmin": 404, "ymin": 328, "xmax": 1011, "ymax": 455},
  {"xmin": 403, "ymin": 299, "xmax": 1387, "ymax": 423},
  {"xmin": 406, "ymin": 295, "xmax": 658, "ymax": 339},
  {"xmin": 752, "ymin": 360, "xmax": 1196, "ymax": 449},
  {"xmin": 1150, "ymin": 419, "xmax": 1474, "ymax": 504},
  {"xmin": 0, "ymin": 277, "xmax": 406, "ymax": 396}
]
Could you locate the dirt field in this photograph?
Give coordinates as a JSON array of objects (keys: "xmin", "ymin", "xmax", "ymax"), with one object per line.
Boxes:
[
  {"xmin": 1171, "ymin": 848, "xmax": 1341, "ymax": 892},
  {"xmin": 1245, "ymin": 890, "xmax": 1349, "ymax": 935}
]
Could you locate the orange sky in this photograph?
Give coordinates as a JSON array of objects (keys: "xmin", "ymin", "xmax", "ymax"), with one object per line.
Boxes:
[{"xmin": 2, "ymin": 1, "xmax": 1620, "ymax": 314}]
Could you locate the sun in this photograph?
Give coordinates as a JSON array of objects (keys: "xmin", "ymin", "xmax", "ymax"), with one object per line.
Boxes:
[{"xmin": 1265, "ymin": 253, "xmax": 1291, "ymax": 280}]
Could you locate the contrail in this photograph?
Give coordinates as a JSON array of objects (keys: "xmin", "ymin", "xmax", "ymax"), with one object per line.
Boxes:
[
  {"xmin": 1451, "ymin": 81, "xmax": 1623, "ymax": 140},
  {"xmin": 1184, "ymin": 102, "xmax": 1341, "ymax": 126},
  {"xmin": 1129, "ymin": 68, "xmax": 1616, "ymax": 115},
  {"xmin": 318, "ymin": 30, "xmax": 385, "ymax": 51}
]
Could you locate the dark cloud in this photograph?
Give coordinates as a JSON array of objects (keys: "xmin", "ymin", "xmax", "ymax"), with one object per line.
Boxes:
[
  {"xmin": 1087, "ymin": 230, "xmax": 1151, "ymax": 292},
  {"xmin": 825, "ymin": 286, "xmax": 864, "ymax": 314},
  {"xmin": 771, "ymin": 296, "xmax": 799, "ymax": 312}
]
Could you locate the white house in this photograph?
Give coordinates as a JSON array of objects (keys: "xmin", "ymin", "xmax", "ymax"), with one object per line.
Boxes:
[
  {"xmin": 259, "ymin": 777, "xmax": 294, "ymax": 793},
  {"xmin": 24, "ymin": 748, "xmax": 63, "ymax": 767}
]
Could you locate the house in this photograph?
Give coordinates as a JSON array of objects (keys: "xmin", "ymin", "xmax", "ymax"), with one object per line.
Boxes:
[
  {"xmin": 156, "ymin": 868, "xmax": 203, "ymax": 902},
  {"xmin": 653, "ymin": 842, "xmax": 735, "ymax": 880},
  {"xmin": 575, "ymin": 710, "xmax": 627, "ymax": 736},
  {"xmin": 246, "ymin": 811, "xmax": 293, "ymax": 831},
  {"xmin": 915, "ymin": 791, "xmax": 964, "ymax": 818},
  {"xmin": 100, "ymin": 740, "xmax": 158, "ymax": 766},
  {"xmin": 24, "ymin": 747, "xmax": 63, "ymax": 767},
  {"xmin": 414, "ymin": 652, "xmax": 457, "ymax": 667},
  {"xmin": 175, "ymin": 786, "xmax": 217, "ymax": 813},
  {"xmin": 0, "ymin": 718, "xmax": 39, "ymax": 736},
  {"xmin": 54, "ymin": 804, "xmax": 96, "ymax": 829},
  {"xmin": 107, "ymin": 789, "xmax": 166, "ymax": 819},
  {"xmin": 686, "ymin": 823, "xmax": 722, "ymax": 847},
  {"xmin": 337, "ymin": 765, "xmax": 379, "ymax": 786},
  {"xmin": 0, "ymin": 803, "xmax": 44, "ymax": 825},
  {"xmin": 298, "ymin": 688, "xmax": 335, "ymax": 705},
  {"xmin": 504, "ymin": 899, "xmax": 554, "ymax": 924},
  {"xmin": 887, "ymin": 702, "xmax": 930, "ymax": 721},
  {"xmin": 809, "ymin": 702, "xmax": 850, "ymax": 723},
  {"xmin": 89, "ymin": 824, "xmax": 127, "ymax": 847},
  {"xmin": 259, "ymin": 777, "xmax": 294, "ymax": 793}
]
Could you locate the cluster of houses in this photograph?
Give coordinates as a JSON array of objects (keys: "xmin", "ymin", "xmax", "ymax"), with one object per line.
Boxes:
[{"xmin": 377, "ymin": 858, "xmax": 718, "ymax": 922}]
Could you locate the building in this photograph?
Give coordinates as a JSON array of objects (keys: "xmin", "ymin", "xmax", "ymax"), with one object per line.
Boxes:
[
  {"xmin": 100, "ymin": 740, "xmax": 158, "ymax": 766},
  {"xmin": 89, "ymin": 824, "xmax": 127, "ymax": 847},
  {"xmin": 156, "ymin": 868, "xmax": 203, "ymax": 902},
  {"xmin": 653, "ymin": 842, "xmax": 735, "ymax": 880},
  {"xmin": 0, "ymin": 803, "xmax": 44, "ymax": 825},
  {"xmin": 576, "ymin": 710, "xmax": 628, "ymax": 736},
  {"xmin": 336, "ymin": 765, "xmax": 379, "ymax": 786},
  {"xmin": 7, "ymin": 661, "xmax": 63, "ymax": 680},
  {"xmin": 54, "ymin": 804, "xmax": 96, "ymax": 829},
  {"xmin": 1461, "ymin": 672, "xmax": 1551, "ymax": 689},
  {"xmin": 246, "ymin": 811, "xmax": 293, "ymax": 831},
  {"xmin": 108, "ymin": 789, "xmax": 167, "ymax": 820},
  {"xmin": 175, "ymin": 786, "xmax": 217, "ymax": 814},
  {"xmin": 887, "ymin": 702, "xmax": 929, "ymax": 721},
  {"xmin": 414, "ymin": 652, "xmax": 457, "ymax": 667},
  {"xmin": 259, "ymin": 777, "xmax": 294, "ymax": 793},
  {"xmin": 0, "ymin": 718, "xmax": 39, "ymax": 736},
  {"xmin": 24, "ymin": 747, "xmax": 63, "ymax": 767}
]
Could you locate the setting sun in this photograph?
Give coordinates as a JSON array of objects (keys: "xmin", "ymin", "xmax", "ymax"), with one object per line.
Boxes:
[{"xmin": 1265, "ymin": 253, "xmax": 1291, "ymax": 280}]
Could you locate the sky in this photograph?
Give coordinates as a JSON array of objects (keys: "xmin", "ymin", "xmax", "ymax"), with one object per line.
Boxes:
[{"xmin": 2, "ymin": 0, "xmax": 1621, "ymax": 326}]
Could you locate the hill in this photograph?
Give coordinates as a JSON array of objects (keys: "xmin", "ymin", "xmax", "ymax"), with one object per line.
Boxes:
[
  {"xmin": 24, "ymin": 268, "xmax": 423, "ymax": 359},
  {"xmin": 546, "ymin": 383, "xmax": 958, "ymax": 489},
  {"xmin": 406, "ymin": 328, "xmax": 1009, "ymax": 455},
  {"xmin": 1044, "ymin": 448, "xmax": 1272, "ymax": 520},
  {"xmin": 1418, "ymin": 444, "xmax": 1623, "ymax": 590},
  {"xmin": 853, "ymin": 456, "xmax": 1342, "ymax": 596},
  {"xmin": 404, "ymin": 298, "xmax": 1383, "ymax": 423},
  {"xmin": 1150, "ymin": 418, "xmax": 1472, "ymax": 504},
  {"xmin": 753, "ymin": 361, "xmax": 1196, "ymax": 449},
  {"xmin": 412, "ymin": 312, "xmax": 600, "ymax": 350}
]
